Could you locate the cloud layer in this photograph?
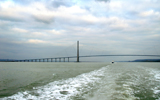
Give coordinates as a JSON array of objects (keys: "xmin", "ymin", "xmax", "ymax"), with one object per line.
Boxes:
[{"xmin": 0, "ymin": 0, "xmax": 160, "ymax": 61}]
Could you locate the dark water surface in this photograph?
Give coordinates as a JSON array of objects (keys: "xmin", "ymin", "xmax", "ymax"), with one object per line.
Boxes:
[{"xmin": 0, "ymin": 62, "xmax": 160, "ymax": 100}]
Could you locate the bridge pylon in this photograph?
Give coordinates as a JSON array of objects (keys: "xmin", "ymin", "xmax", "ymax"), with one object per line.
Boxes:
[{"xmin": 77, "ymin": 41, "xmax": 79, "ymax": 62}]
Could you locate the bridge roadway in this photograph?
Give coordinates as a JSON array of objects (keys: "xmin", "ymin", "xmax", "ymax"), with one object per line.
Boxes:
[{"xmin": 14, "ymin": 54, "xmax": 160, "ymax": 62}]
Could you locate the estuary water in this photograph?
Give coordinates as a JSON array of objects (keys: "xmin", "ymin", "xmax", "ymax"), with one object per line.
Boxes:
[{"xmin": 0, "ymin": 62, "xmax": 160, "ymax": 100}]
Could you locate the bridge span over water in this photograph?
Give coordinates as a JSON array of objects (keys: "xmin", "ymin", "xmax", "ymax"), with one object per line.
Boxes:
[
  {"xmin": 13, "ymin": 54, "xmax": 160, "ymax": 62},
  {"xmin": 4, "ymin": 41, "xmax": 160, "ymax": 62}
]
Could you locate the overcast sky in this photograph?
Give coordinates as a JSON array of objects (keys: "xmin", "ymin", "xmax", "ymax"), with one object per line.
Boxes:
[{"xmin": 0, "ymin": 0, "xmax": 160, "ymax": 61}]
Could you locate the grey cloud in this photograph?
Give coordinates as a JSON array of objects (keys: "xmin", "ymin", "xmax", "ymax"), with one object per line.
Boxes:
[
  {"xmin": 0, "ymin": 15, "xmax": 23, "ymax": 22},
  {"xmin": 32, "ymin": 16, "xmax": 54, "ymax": 24},
  {"xmin": 0, "ymin": 8, "xmax": 26, "ymax": 22},
  {"xmin": 12, "ymin": 0, "xmax": 43, "ymax": 5},
  {"xmin": 0, "ymin": 38, "xmax": 77, "ymax": 60},
  {"xmin": 51, "ymin": 0, "xmax": 73, "ymax": 8},
  {"xmin": 96, "ymin": 0, "xmax": 110, "ymax": 2}
]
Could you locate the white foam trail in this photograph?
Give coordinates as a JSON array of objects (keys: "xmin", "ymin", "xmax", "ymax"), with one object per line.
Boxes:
[
  {"xmin": 150, "ymin": 69, "xmax": 160, "ymax": 95},
  {"xmin": 86, "ymin": 65, "xmax": 160, "ymax": 100},
  {"xmin": 2, "ymin": 66, "xmax": 109, "ymax": 100}
]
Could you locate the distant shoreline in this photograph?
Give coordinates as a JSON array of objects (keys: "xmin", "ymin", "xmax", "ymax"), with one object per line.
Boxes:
[{"xmin": 130, "ymin": 59, "xmax": 160, "ymax": 62}]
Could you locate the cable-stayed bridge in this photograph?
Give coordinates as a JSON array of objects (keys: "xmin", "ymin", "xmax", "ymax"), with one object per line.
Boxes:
[
  {"xmin": 3, "ymin": 41, "xmax": 160, "ymax": 62},
  {"xmin": 13, "ymin": 55, "xmax": 160, "ymax": 62}
]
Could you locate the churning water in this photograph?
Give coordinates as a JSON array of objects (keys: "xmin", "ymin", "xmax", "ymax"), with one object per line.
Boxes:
[{"xmin": 0, "ymin": 62, "xmax": 160, "ymax": 100}]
